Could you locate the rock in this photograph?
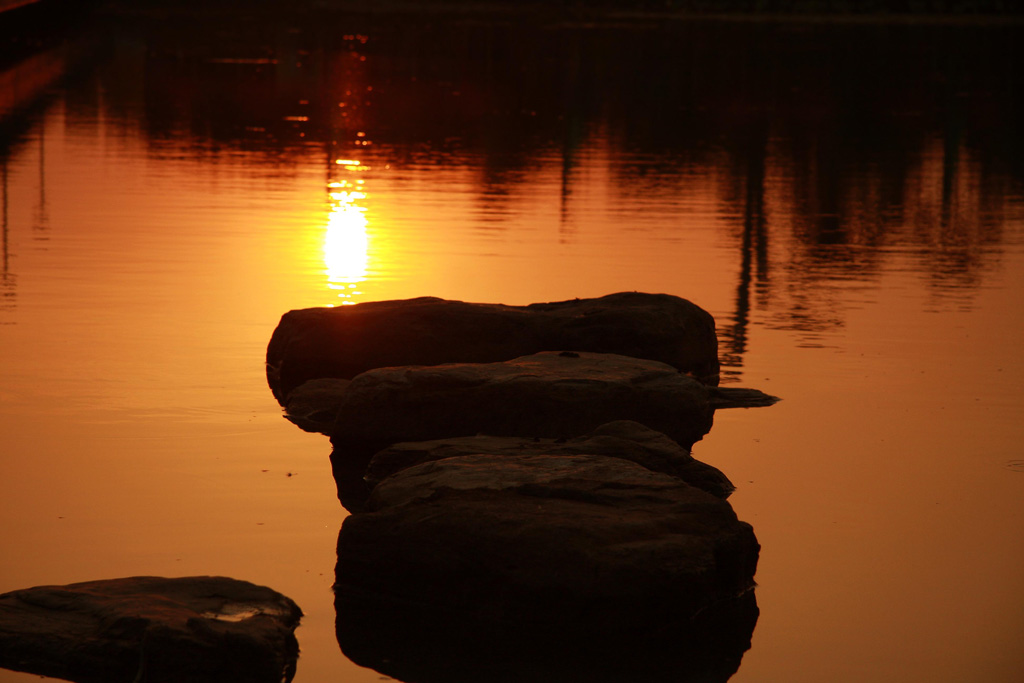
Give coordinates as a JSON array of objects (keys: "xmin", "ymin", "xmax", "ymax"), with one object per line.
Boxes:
[
  {"xmin": 0, "ymin": 576, "xmax": 302, "ymax": 683},
  {"xmin": 329, "ymin": 351, "xmax": 717, "ymax": 471},
  {"xmin": 266, "ymin": 292, "xmax": 721, "ymax": 404},
  {"xmin": 289, "ymin": 370, "xmax": 778, "ymax": 440},
  {"xmin": 709, "ymin": 385, "xmax": 782, "ymax": 408},
  {"xmin": 366, "ymin": 420, "xmax": 736, "ymax": 499},
  {"xmin": 282, "ymin": 377, "xmax": 350, "ymax": 434},
  {"xmin": 335, "ymin": 454, "xmax": 759, "ymax": 635},
  {"xmin": 335, "ymin": 582, "xmax": 758, "ymax": 683}
]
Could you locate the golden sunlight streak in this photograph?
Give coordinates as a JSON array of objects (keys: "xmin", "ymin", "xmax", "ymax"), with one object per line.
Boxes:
[{"xmin": 323, "ymin": 187, "xmax": 369, "ymax": 305}]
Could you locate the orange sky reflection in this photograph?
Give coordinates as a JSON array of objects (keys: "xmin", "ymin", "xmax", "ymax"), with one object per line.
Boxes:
[{"xmin": 2, "ymin": 17, "xmax": 1024, "ymax": 683}]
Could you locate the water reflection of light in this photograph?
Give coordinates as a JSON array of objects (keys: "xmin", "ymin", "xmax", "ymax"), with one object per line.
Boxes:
[
  {"xmin": 335, "ymin": 159, "xmax": 367, "ymax": 172},
  {"xmin": 324, "ymin": 188, "xmax": 369, "ymax": 305}
]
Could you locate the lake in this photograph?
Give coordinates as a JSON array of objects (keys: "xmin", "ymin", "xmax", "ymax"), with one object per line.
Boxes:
[{"xmin": 1, "ymin": 4, "xmax": 1023, "ymax": 682}]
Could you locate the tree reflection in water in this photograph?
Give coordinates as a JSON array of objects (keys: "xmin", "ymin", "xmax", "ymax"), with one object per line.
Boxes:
[{"xmin": 123, "ymin": 12, "xmax": 1024, "ymax": 365}]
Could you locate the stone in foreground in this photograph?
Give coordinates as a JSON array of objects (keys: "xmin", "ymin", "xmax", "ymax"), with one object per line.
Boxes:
[
  {"xmin": 0, "ymin": 576, "xmax": 301, "ymax": 683},
  {"xmin": 335, "ymin": 453, "xmax": 759, "ymax": 634},
  {"xmin": 366, "ymin": 420, "xmax": 736, "ymax": 499},
  {"xmin": 330, "ymin": 351, "xmax": 718, "ymax": 468},
  {"xmin": 336, "ymin": 583, "xmax": 757, "ymax": 683},
  {"xmin": 267, "ymin": 291, "xmax": 721, "ymax": 403}
]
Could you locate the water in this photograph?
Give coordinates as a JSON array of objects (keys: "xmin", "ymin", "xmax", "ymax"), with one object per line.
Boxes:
[{"xmin": 2, "ymin": 6, "xmax": 1023, "ymax": 682}]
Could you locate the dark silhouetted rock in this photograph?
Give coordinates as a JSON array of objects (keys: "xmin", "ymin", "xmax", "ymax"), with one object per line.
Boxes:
[
  {"xmin": 335, "ymin": 453, "xmax": 759, "ymax": 638},
  {"xmin": 709, "ymin": 385, "xmax": 782, "ymax": 408},
  {"xmin": 289, "ymin": 372, "xmax": 779, "ymax": 439},
  {"xmin": 267, "ymin": 292, "xmax": 721, "ymax": 404},
  {"xmin": 366, "ymin": 419, "xmax": 736, "ymax": 499},
  {"xmin": 288, "ymin": 363, "xmax": 778, "ymax": 439},
  {"xmin": 0, "ymin": 576, "xmax": 301, "ymax": 683},
  {"xmin": 329, "ymin": 351, "xmax": 717, "ymax": 464},
  {"xmin": 281, "ymin": 377, "xmax": 351, "ymax": 434},
  {"xmin": 335, "ymin": 582, "xmax": 758, "ymax": 683}
]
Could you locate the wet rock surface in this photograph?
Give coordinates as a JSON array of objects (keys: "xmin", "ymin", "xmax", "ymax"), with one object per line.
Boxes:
[
  {"xmin": 366, "ymin": 419, "xmax": 736, "ymax": 499},
  {"xmin": 329, "ymin": 351, "xmax": 718, "ymax": 467},
  {"xmin": 335, "ymin": 453, "xmax": 759, "ymax": 631},
  {"xmin": 266, "ymin": 291, "xmax": 721, "ymax": 403},
  {"xmin": 0, "ymin": 576, "xmax": 301, "ymax": 683}
]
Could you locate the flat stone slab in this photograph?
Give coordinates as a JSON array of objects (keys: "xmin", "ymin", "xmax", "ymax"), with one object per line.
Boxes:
[
  {"xmin": 329, "ymin": 351, "xmax": 718, "ymax": 465},
  {"xmin": 267, "ymin": 292, "xmax": 721, "ymax": 404},
  {"xmin": 366, "ymin": 419, "xmax": 736, "ymax": 499},
  {"xmin": 335, "ymin": 453, "xmax": 759, "ymax": 633},
  {"xmin": 289, "ymin": 373, "xmax": 777, "ymax": 438},
  {"xmin": 0, "ymin": 576, "xmax": 302, "ymax": 683}
]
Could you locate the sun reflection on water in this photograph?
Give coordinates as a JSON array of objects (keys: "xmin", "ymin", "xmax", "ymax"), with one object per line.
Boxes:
[{"xmin": 323, "ymin": 172, "xmax": 369, "ymax": 305}]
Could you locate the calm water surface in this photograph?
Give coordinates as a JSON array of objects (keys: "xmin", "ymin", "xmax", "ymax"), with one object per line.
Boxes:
[{"xmin": 2, "ymin": 8, "xmax": 1023, "ymax": 682}]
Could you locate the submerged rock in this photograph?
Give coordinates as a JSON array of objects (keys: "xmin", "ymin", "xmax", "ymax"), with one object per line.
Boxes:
[
  {"xmin": 366, "ymin": 419, "xmax": 736, "ymax": 499},
  {"xmin": 0, "ymin": 576, "xmax": 301, "ymax": 683},
  {"xmin": 335, "ymin": 453, "xmax": 759, "ymax": 634},
  {"xmin": 330, "ymin": 351, "xmax": 718, "ymax": 463},
  {"xmin": 267, "ymin": 291, "xmax": 721, "ymax": 404}
]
